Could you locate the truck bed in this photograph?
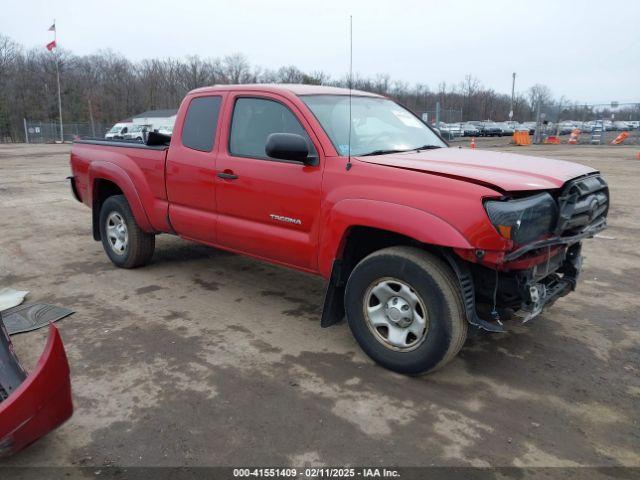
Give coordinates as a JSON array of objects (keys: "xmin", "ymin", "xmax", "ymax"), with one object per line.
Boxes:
[{"xmin": 70, "ymin": 139, "xmax": 172, "ymax": 235}]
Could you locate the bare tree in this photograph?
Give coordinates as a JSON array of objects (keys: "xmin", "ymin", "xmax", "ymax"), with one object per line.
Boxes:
[
  {"xmin": 2, "ymin": 33, "xmax": 600, "ymax": 142},
  {"xmin": 276, "ymin": 65, "xmax": 304, "ymax": 83},
  {"xmin": 222, "ymin": 53, "xmax": 251, "ymax": 84},
  {"xmin": 528, "ymin": 84, "xmax": 553, "ymax": 110}
]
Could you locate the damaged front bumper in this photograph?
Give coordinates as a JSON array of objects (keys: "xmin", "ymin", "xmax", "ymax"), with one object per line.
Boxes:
[
  {"xmin": 0, "ymin": 317, "xmax": 73, "ymax": 457},
  {"xmin": 446, "ymin": 243, "xmax": 583, "ymax": 332},
  {"xmin": 511, "ymin": 243, "xmax": 582, "ymax": 323},
  {"xmin": 504, "ymin": 217, "xmax": 605, "ymax": 262}
]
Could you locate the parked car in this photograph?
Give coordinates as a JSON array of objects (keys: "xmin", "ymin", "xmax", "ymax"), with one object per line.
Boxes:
[
  {"xmin": 449, "ymin": 123, "xmax": 463, "ymax": 138},
  {"xmin": 613, "ymin": 121, "xmax": 630, "ymax": 131},
  {"xmin": 580, "ymin": 122, "xmax": 594, "ymax": 133},
  {"xmin": 434, "ymin": 122, "xmax": 461, "ymax": 140},
  {"xmin": 558, "ymin": 122, "xmax": 577, "ymax": 135},
  {"xmin": 462, "ymin": 123, "xmax": 480, "ymax": 136},
  {"xmin": 479, "ymin": 122, "xmax": 502, "ymax": 137},
  {"xmin": 496, "ymin": 122, "xmax": 515, "ymax": 136},
  {"xmin": 104, "ymin": 122, "xmax": 132, "ymax": 140},
  {"xmin": 69, "ymin": 84, "xmax": 609, "ymax": 375},
  {"xmin": 440, "ymin": 123, "xmax": 462, "ymax": 139},
  {"xmin": 435, "ymin": 122, "xmax": 451, "ymax": 139}
]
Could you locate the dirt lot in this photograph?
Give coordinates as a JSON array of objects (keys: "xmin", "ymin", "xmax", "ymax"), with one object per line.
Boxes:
[{"xmin": 0, "ymin": 140, "xmax": 638, "ymax": 469}]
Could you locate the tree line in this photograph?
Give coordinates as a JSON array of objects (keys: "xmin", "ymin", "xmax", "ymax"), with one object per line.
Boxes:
[{"xmin": 0, "ymin": 34, "xmax": 636, "ymax": 141}]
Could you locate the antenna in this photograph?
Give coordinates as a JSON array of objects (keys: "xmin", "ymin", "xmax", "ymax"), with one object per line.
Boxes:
[{"xmin": 346, "ymin": 15, "xmax": 353, "ymax": 171}]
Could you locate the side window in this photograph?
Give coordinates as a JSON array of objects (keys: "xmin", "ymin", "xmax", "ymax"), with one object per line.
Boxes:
[
  {"xmin": 182, "ymin": 96, "xmax": 222, "ymax": 152},
  {"xmin": 229, "ymin": 97, "xmax": 316, "ymax": 160}
]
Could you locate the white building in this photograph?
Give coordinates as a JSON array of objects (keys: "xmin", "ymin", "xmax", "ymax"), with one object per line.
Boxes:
[{"xmin": 132, "ymin": 109, "xmax": 177, "ymax": 131}]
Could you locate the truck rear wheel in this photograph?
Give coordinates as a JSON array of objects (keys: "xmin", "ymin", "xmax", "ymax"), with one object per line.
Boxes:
[
  {"xmin": 344, "ymin": 246, "xmax": 467, "ymax": 375},
  {"xmin": 99, "ymin": 194, "xmax": 155, "ymax": 268}
]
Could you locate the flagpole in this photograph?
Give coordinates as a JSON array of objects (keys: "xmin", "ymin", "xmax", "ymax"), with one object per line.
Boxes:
[{"xmin": 53, "ymin": 20, "xmax": 63, "ymax": 142}]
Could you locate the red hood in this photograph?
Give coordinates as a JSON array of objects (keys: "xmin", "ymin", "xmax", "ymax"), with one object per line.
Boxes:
[{"xmin": 356, "ymin": 147, "xmax": 596, "ymax": 192}]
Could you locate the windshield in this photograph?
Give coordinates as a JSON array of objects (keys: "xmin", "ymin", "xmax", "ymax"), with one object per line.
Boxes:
[
  {"xmin": 300, "ymin": 95, "xmax": 445, "ymax": 156},
  {"xmin": 109, "ymin": 125, "xmax": 122, "ymax": 133}
]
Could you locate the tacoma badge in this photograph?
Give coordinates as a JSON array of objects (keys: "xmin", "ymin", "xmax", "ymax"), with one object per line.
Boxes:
[{"xmin": 270, "ymin": 214, "xmax": 302, "ymax": 225}]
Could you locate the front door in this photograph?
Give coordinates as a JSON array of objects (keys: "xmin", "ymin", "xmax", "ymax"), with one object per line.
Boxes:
[{"xmin": 215, "ymin": 93, "xmax": 323, "ymax": 271}]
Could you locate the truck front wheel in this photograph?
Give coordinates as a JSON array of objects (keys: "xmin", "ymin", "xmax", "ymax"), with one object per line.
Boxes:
[
  {"xmin": 344, "ymin": 247, "xmax": 467, "ymax": 375},
  {"xmin": 99, "ymin": 195, "xmax": 155, "ymax": 268}
]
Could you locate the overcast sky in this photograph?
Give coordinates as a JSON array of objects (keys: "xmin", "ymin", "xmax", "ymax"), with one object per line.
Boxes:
[{"xmin": 2, "ymin": 0, "xmax": 638, "ymax": 104}]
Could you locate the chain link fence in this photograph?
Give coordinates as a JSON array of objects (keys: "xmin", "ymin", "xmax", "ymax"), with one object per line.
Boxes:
[
  {"xmin": 420, "ymin": 108, "xmax": 463, "ymax": 125},
  {"xmin": 8, "ymin": 115, "xmax": 639, "ymax": 146},
  {"xmin": 21, "ymin": 120, "xmax": 111, "ymax": 143}
]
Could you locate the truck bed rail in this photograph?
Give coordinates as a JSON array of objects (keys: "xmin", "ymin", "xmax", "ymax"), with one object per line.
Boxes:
[{"xmin": 73, "ymin": 138, "xmax": 169, "ymax": 151}]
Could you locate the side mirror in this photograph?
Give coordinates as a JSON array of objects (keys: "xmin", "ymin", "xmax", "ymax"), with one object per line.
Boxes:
[{"xmin": 265, "ymin": 133, "xmax": 314, "ymax": 165}]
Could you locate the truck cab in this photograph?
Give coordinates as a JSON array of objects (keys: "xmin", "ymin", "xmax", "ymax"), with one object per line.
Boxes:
[{"xmin": 69, "ymin": 84, "xmax": 608, "ymax": 375}]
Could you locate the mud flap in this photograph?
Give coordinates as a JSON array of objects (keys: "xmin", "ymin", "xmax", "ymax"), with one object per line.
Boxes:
[{"xmin": 320, "ymin": 260, "xmax": 346, "ymax": 328}]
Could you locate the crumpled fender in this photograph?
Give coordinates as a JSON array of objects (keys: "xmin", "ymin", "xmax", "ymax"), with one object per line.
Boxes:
[
  {"xmin": 0, "ymin": 323, "xmax": 73, "ymax": 457},
  {"xmin": 318, "ymin": 198, "xmax": 473, "ymax": 277},
  {"xmin": 88, "ymin": 160, "xmax": 154, "ymax": 232}
]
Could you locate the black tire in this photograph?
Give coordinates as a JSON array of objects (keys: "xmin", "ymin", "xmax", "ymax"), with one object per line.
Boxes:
[
  {"xmin": 99, "ymin": 194, "xmax": 155, "ymax": 268},
  {"xmin": 344, "ymin": 246, "xmax": 467, "ymax": 375}
]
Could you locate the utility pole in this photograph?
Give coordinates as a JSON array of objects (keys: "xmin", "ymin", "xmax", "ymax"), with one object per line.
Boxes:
[
  {"xmin": 49, "ymin": 20, "xmax": 64, "ymax": 142},
  {"xmin": 423, "ymin": 90, "xmax": 427, "ymax": 115},
  {"xmin": 55, "ymin": 59, "xmax": 63, "ymax": 141},
  {"xmin": 509, "ymin": 72, "xmax": 516, "ymax": 122},
  {"xmin": 534, "ymin": 100, "xmax": 542, "ymax": 144},
  {"xmin": 88, "ymin": 98, "xmax": 96, "ymax": 137},
  {"xmin": 556, "ymin": 98, "xmax": 563, "ymax": 136}
]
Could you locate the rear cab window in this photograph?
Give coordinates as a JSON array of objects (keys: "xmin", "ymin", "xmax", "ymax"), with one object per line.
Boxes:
[
  {"xmin": 181, "ymin": 96, "xmax": 222, "ymax": 152},
  {"xmin": 229, "ymin": 97, "xmax": 316, "ymax": 160}
]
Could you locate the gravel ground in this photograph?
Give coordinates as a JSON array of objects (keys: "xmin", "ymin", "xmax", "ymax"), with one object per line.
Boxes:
[{"xmin": 0, "ymin": 141, "xmax": 638, "ymax": 472}]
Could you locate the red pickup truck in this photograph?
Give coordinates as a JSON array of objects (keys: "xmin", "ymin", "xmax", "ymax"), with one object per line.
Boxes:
[{"xmin": 69, "ymin": 84, "xmax": 608, "ymax": 374}]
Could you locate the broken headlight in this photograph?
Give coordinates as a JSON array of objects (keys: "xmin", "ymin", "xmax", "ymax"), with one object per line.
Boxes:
[{"xmin": 484, "ymin": 192, "xmax": 558, "ymax": 245}]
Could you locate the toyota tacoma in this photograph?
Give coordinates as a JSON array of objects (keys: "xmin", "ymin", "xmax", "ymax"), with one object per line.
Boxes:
[{"xmin": 68, "ymin": 84, "xmax": 609, "ymax": 374}]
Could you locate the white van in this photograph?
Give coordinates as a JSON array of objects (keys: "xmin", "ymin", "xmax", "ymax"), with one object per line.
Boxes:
[{"xmin": 105, "ymin": 123, "xmax": 132, "ymax": 140}]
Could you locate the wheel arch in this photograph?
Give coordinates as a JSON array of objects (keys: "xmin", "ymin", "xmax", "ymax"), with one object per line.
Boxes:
[
  {"xmin": 319, "ymin": 198, "xmax": 474, "ymax": 328},
  {"xmin": 89, "ymin": 162, "xmax": 153, "ymax": 241},
  {"xmin": 319, "ymin": 199, "xmax": 472, "ymax": 278}
]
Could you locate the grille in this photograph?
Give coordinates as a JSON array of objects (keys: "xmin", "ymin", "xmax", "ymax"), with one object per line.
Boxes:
[{"xmin": 556, "ymin": 174, "xmax": 609, "ymax": 236}]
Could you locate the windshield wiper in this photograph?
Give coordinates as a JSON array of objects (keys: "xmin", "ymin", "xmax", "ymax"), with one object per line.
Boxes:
[
  {"xmin": 360, "ymin": 145, "xmax": 442, "ymax": 157},
  {"xmin": 359, "ymin": 148, "xmax": 410, "ymax": 157}
]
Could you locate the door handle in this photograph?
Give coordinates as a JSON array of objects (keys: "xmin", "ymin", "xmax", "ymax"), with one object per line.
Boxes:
[{"xmin": 217, "ymin": 171, "xmax": 238, "ymax": 180}]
